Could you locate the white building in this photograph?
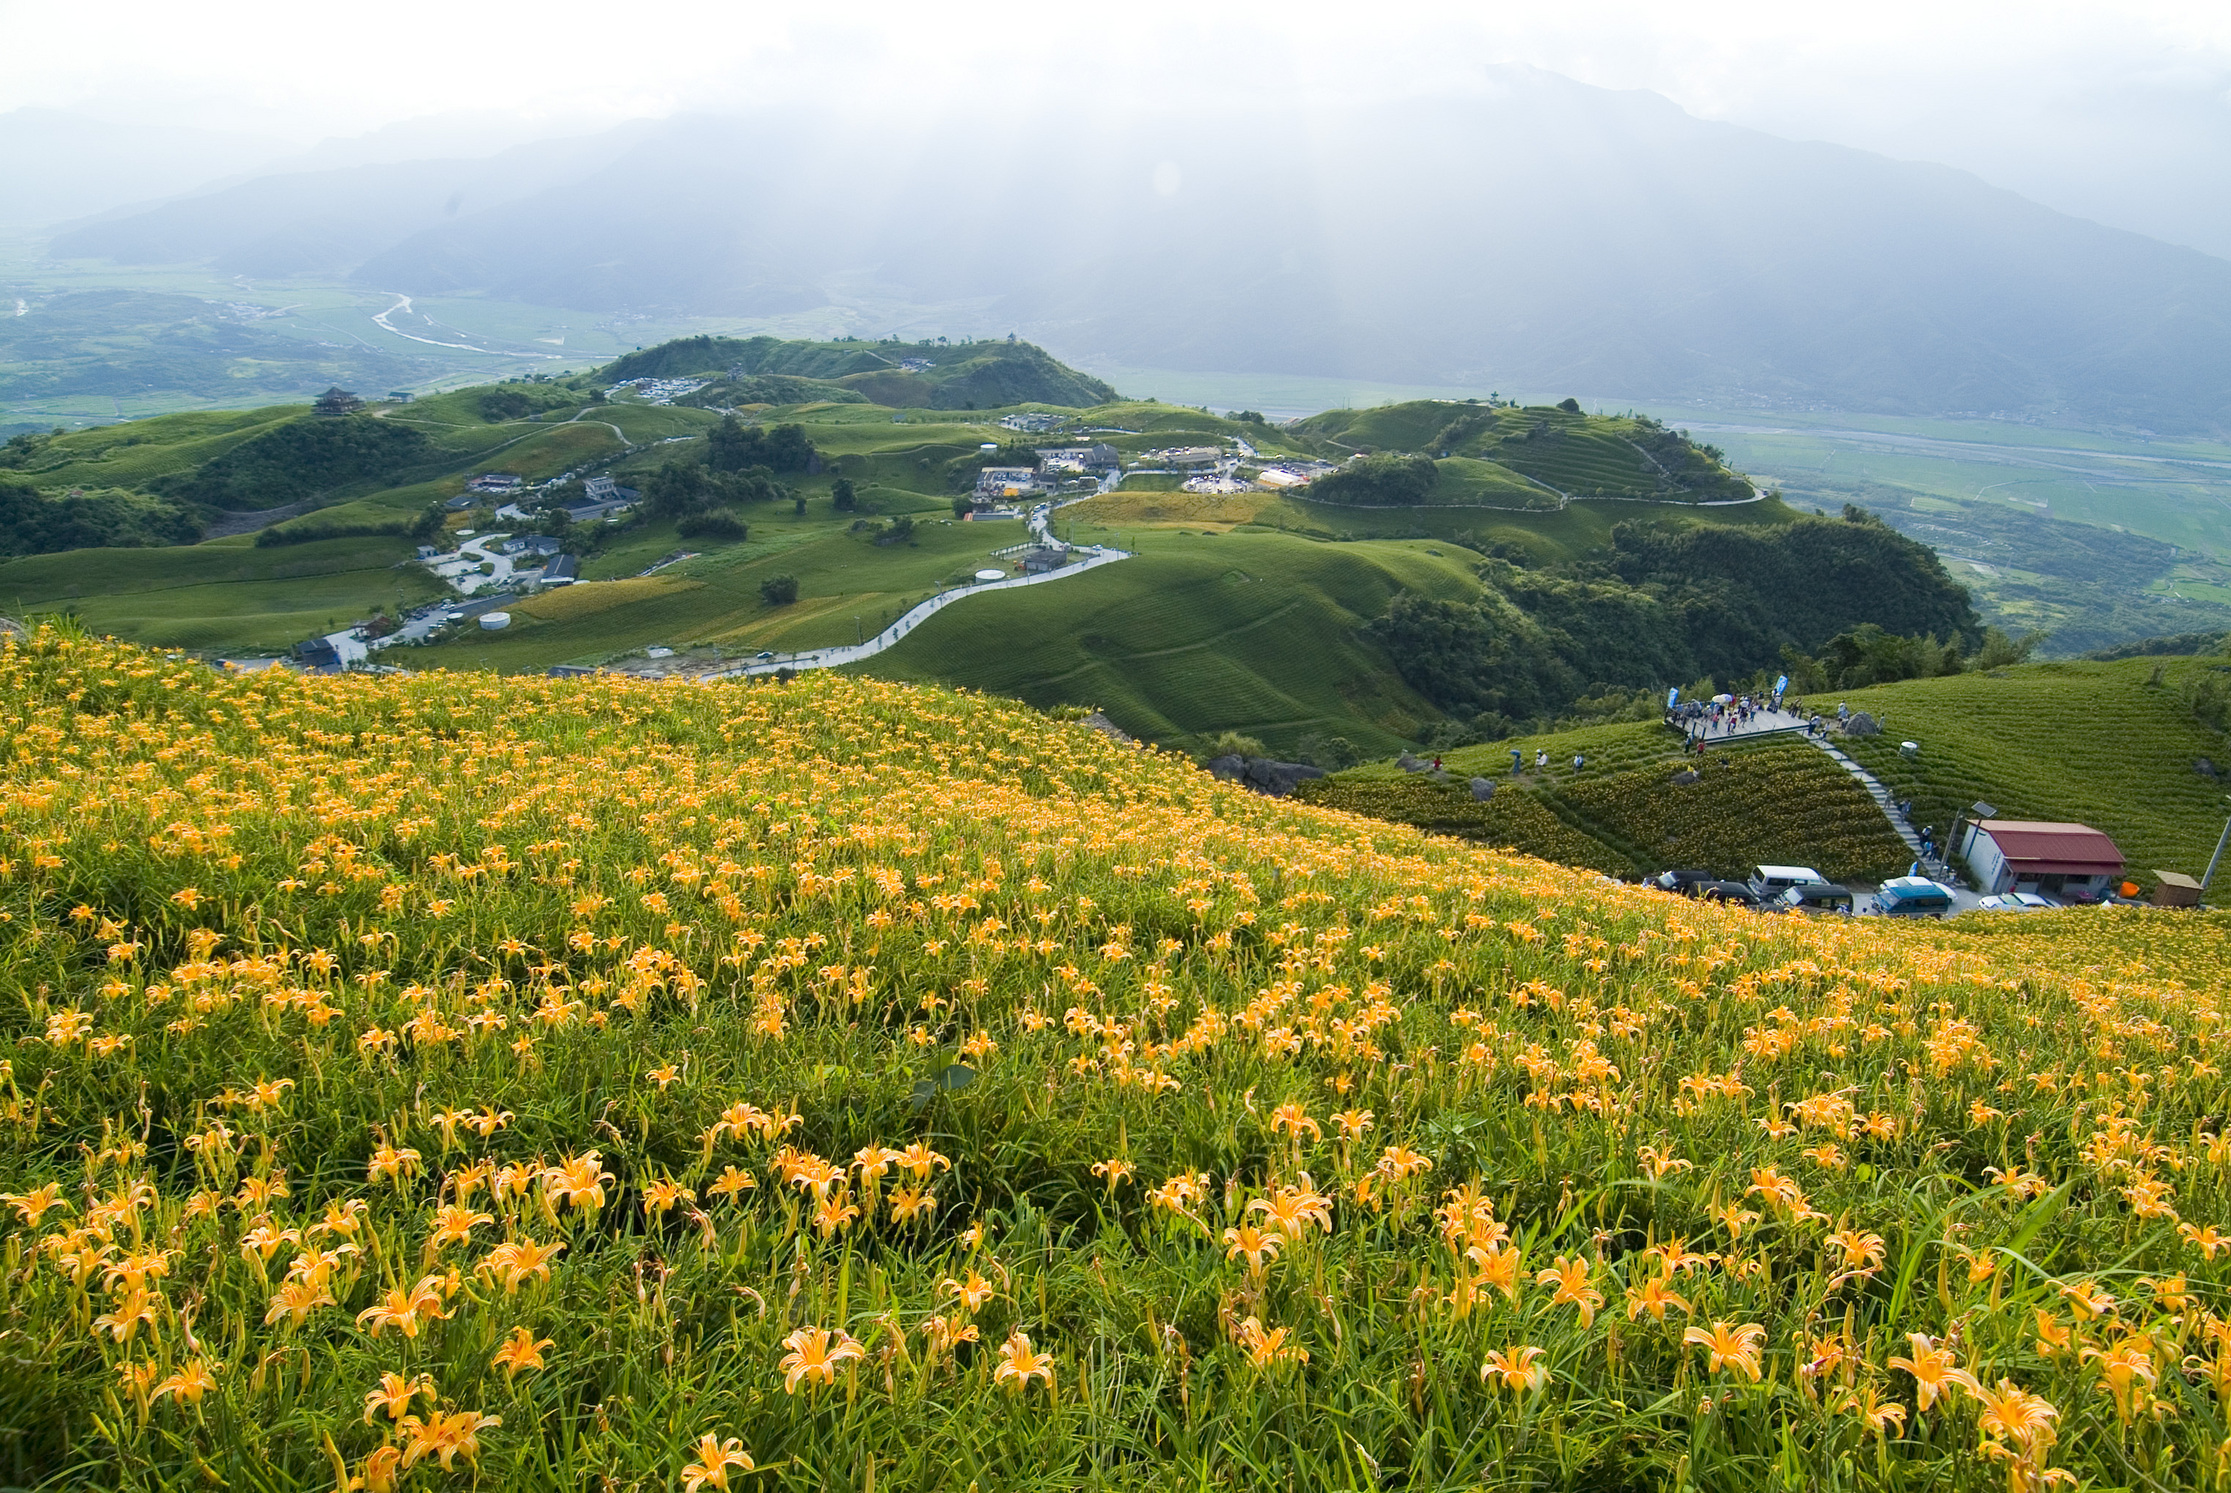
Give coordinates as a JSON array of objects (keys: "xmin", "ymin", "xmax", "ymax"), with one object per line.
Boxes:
[{"xmin": 1958, "ymin": 819, "xmax": 2126, "ymax": 899}]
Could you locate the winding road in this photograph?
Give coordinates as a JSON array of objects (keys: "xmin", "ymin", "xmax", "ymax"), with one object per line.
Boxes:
[{"xmin": 705, "ymin": 508, "xmax": 1131, "ymax": 680}]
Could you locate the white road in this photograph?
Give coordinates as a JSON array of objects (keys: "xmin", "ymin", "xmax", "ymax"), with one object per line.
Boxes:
[{"xmin": 704, "ymin": 541, "xmax": 1134, "ymax": 680}]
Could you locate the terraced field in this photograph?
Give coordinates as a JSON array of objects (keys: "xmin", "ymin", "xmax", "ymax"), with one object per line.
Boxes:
[
  {"xmin": 1304, "ymin": 738, "xmax": 1910, "ymax": 881},
  {"xmin": 1825, "ymin": 657, "xmax": 2231, "ymax": 883},
  {"xmin": 1291, "ymin": 401, "xmax": 1752, "ymax": 502}
]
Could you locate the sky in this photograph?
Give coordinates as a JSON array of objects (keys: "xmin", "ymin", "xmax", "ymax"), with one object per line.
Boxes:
[{"xmin": 3, "ymin": 0, "xmax": 2227, "ymax": 256}]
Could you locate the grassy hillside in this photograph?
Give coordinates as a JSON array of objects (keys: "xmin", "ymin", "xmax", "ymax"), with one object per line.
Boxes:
[
  {"xmin": 1314, "ymin": 655, "xmax": 2231, "ymax": 891},
  {"xmin": 0, "ymin": 534, "xmax": 447, "ymax": 650},
  {"xmin": 1303, "ymin": 737, "xmax": 1912, "ymax": 882},
  {"xmin": 606, "ymin": 335, "xmax": 1119, "ymax": 410},
  {"xmin": 1825, "ymin": 656, "xmax": 2231, "ymax": 883},
  {"xmin": 1291, "ymin": 402, "xmax": 1753, "ymax": 503},
  {"xmin": 6, "ymin": 630, "xmax": 2231, "ymax": 1491},
  {"xmin": 857, "ymin": 527, "xmax": 1482, "ymax": 755}
]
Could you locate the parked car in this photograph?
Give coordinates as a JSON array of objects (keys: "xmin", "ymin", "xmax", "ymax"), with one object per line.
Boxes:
[
  {"xmin": 755, "ymin": 650, "xmax": 775, "ymax": 660},
  {"xmin": 1654, "ymin": 867, "xmax": 1716, "ymax": 893},
  {"xmin": 1692, "ymin": 880, "xmax": 1763, "ymax": 908},
  {"xmin": 1976, "ymin": 892, "xmax": 2054, "ymax": 912},
  {"xmin": 1874, "ymin": 876, "xmax": 1956, "ymax": 917},
  {"xmin": 1749, "ymin": 864, "xmax": 1829, "ymax": 900},
  {"xmin": 1775, "ymin": 882, "xmax": 1856, "ymax": 914}
]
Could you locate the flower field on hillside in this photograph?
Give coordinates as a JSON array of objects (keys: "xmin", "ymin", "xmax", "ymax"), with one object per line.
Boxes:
[
  {"xmin": 1554, "ymin": 744, "xmax": 1914, "ymax": 882},
  {"xmin": 5, "ymin": 629, "xmax": 2231, "ymax": 1491},
  {"xmin": 1303, "ymin": 741, "xmax": 1912, "ymax": 883}
]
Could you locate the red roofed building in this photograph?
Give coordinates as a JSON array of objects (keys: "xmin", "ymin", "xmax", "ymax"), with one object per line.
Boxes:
[{"xmin": 1957, "ymin": 819, "xmax": 2125, "ymax": 899}]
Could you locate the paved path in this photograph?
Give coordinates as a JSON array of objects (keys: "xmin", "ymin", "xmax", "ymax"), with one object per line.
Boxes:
[
  {"xmin": 1805, "ymin": 737, "xmax": 1962, "ymax": 885},
  {"xmin": 704, "ymin": 543, "xmax": 1133, "ymax": 680},
  {"xmin": 1673, "ymin": 706, "xmax": 1815, "ymax": 744}
]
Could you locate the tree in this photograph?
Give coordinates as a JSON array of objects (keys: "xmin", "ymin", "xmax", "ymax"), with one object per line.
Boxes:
[
  {"xmin": 708, "ymin": 415, "xmax": 818, "ymax": 475},
  {"xmin": 831, "ymin": 477, "xmax": 857, "ymax": 512},
  {"xmin": 951, "ymin": 496, "xmax": 973, "ymax": 519},
  {"xmin": 1310, "ymin": 455, "xmax": 1438, "ymax": 507},
  {"xmin": 646, "ymin": 460, "xmax": 711, "ymax": 518},
  {"xmin": 760, "ymin": 574, "xmax": 799, "ymax": 606},
  {"xmin": 313, "ymin": 387, "xmax": 364, "ymax": 416}
]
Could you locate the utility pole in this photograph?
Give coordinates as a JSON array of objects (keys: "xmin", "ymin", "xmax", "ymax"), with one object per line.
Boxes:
[{"xmin": 2204, "ymin": 797, "xmax": 2231, "ymax": 893}]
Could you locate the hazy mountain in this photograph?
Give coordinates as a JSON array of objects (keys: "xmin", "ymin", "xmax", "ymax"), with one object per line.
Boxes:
[
  {"xmin": 0, "ymin": 109, "xmax": 293, "ymax": 229},
  {"xmin": 35, "ymin": 70, "xmax": 2231, "ymax": 434}
]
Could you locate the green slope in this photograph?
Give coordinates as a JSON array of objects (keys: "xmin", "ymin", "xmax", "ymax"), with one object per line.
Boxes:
[
  {"xmin": 1312, "ymin": 655, "xmax": 2231, "ymax": 891},
  {"xmin": 1300, "ymin": 737, "xmax": 1912, "ymax": 882},
  {"xmin": 1825, "ymin": 657, "xmax": 2231, "ymax": 884},
  {"xmin": 1292, "ymin": 401, "xmax": 1752, "ymax": 502},
  {"xmin": 856, "ymin": 527, "xmax": 1481, "ymax": 754},
  {"xmin": 606, "ymin": 335, "xmax": 1118, "ymax": 410}
]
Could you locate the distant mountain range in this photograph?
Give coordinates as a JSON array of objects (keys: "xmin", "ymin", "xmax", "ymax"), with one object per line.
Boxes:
[{"xmin": 36, "ymin": 70, "xmax": 2231, "ymax": 435}]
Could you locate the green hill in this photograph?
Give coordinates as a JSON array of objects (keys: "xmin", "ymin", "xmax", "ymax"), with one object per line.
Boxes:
[
  {"xmin": 857, "ymin": 527, "xmax": 1482, "ymax": 755},
  {"xmin": 1291, "ymin": 401, "xmax": 1753, "ymax": 503},
  {"xmin": 1301, "ymin": 735, "xmax": 1912, "ymax": 883},
  {"xmin": 1308, "ymin": 652, "xmax": 2231, "ymax": 893},
  {"xmin": 605, "ymin": 335, "xmax": 1119, "ymax": 410},
  {"xmin": 1824, "ymin": 655, "xmax": 2231, "ymax": 885}
]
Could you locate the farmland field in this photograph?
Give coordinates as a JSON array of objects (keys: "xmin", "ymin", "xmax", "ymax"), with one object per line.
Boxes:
[
  {"xmin": 1302, "ymin": 739, "xmax": 1913, "ymax": 882},
  {"xmin": 1824, "ymin": 658, "xmax": 2231, "ymax": 885},
  {"xmin": 6, "ymin": 628, "xmax": 2231, "ymax": 1492}
]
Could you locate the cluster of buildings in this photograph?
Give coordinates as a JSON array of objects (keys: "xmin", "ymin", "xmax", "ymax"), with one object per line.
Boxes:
[
  {"xmin": 607, "ymin": 377, "xmax": 708, "ymax": 405},
  {"xmin": 970, "ymin": 443, "xmax": 1123, "ymax": 506}
]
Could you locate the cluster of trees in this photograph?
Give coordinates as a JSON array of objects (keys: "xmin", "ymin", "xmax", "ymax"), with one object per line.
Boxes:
[
  {"xmin": 1310, "ymin": 454, "xmax": 1439, "ymax": 506},
  {"xmin": 707, "ymin": 416, "xmax": 817, "ymax": 474},
  {"xmin": 156, "ymin": 415, "xmax": 428, "ymax": 511},
  {"xmin": 0, "ymin": 430, "xmax": 56, "ymax": 470},
  {"xmin": 641, "ymin": 420, "xmax": 828, "ymax": 538},
  {"xmin": 478, "ymin": 386, "xmax": 585, "ymax": 422},
  {"xmin": 1369, "ymin": 506, "xmax": 1989, "ymax": 738},
  {"xmin": 0, "ymin": 475, "xmax": 200, "ymax": 556}
]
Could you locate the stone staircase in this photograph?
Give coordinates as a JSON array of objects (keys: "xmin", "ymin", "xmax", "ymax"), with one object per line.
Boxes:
[{"xmin": 1806, "ymin": 737, "xmax": 1963, "ymax": 885}]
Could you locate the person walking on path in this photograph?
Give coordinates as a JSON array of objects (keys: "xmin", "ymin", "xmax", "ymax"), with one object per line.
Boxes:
[{"xmin": 1510, "ymin": 747, "xmax": 1522, "ymax": 774}]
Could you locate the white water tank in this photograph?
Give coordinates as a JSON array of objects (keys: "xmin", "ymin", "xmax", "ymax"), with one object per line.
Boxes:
[
  {"xmin": 974, "ymin": 569, "xmax": 1004, "ymax": 582},
  {"xmin": 479, "ymin": 612, "xmax": 511, "ymax": 631}
]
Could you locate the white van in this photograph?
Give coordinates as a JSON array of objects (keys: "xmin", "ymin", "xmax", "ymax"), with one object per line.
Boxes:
[{"xmin": 1749, "ymin": 864, "xmax": 1828, "ymax": 899}]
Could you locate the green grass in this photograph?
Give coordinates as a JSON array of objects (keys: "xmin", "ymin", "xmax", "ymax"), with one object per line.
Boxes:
[
  {"xmin": 1310, "ymin": 738, "xmax": 1911, "ymax": 882},
  {"xmin": 1824, "ymin": 657, "xmax": 2231, "ymax": 883},
  {"xmin": 0, "ymin": 533, "xmax": 444, "ymax": 650},
  {"xmin": 10, "ymin": 633, "xmax": 2231, "ymax": 1492},
  {"xmin": 1292, "ymin": 402, "xmax": 1750, "ymax": 502},
  {"xmin": 423, "ymin": 515, "xmax": 1033, "ymax": 672},
  {"xmin": 1249, "ymin": 493, "xmax": 1801, "ymax": 562},
  {"xmin": 857, "ymin": 526, "xmax": 1482, "ymax": 755},
  {"xmin": 11, "ymin": 406, "xmax": 305, "ymax": 490}
]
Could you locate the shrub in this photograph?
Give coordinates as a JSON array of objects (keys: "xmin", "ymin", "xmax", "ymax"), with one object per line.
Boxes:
[
  {"xmin": 759, "ymin": 574, "xmax": 798, "ymax": 605},
  {"xmin": 1310, "ymin": 454, "xmax": 1438, "ymax": 506},
  {"xmin": 1210, "ymin": 730, "xmax": 1266, "ymax": 759},
  {"xmin": 677, "ymin": 512, "xmax": 748, "ymax": 542}
]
